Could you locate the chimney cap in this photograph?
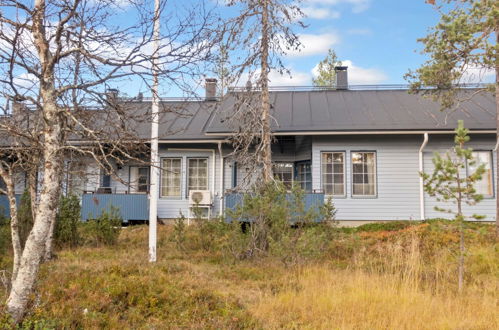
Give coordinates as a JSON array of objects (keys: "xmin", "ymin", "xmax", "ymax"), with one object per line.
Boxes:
[{"xmin": 334, "ymin": 66, "xmax": 348, "ymax": 71}]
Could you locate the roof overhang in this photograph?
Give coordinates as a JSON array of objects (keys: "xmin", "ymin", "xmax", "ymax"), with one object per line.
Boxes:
[{"xmin": 205, "ymin": 130, "xmax": 496, "ymax": 136}]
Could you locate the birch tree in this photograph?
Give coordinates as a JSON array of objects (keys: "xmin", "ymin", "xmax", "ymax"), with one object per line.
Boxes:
[
  {"xmin": 405, "ymin": 0, "xmax": 498, "ymax": 236},
  {"xmin": 0, "ymin": 0, "xmax": 218, "ymax": 322}
]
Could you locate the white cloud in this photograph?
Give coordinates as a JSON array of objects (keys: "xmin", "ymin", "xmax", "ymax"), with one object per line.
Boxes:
[
  {"xmin": 304, "ymin": 0, "xmax": 371, "ymax": 13},
  {"xmin": 458, "ymin": 64, "xmax": 494, "ymax": 84},
  {"xmin": 268, "ymin": 69, "xmax": 311, "ymax": 86},
  {"xmin": 286, "ymin": 33, "xmax": 340, "ymax": 57},
  {"xmin": 302, "ymin": 6, "xmax": 341, "ymax": 19},
  {"xmin": 312, "ymin": 60, "xmax": 388, "ymax": 85}
]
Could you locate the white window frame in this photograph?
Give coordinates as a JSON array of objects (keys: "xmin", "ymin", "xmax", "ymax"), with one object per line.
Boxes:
[
  {"xmin": 273, "ymin": 162, "xmax": 294, "ymax": 189},
  {"xmin": 160, "ymin": 158, "xmax": 182, "ymax": 198},
  {"xmin": 467, "ymin": 150, "xmax": 494, "ymax": 198},
  {"xmin": 351, "ymin": 151, "xmax": 377, "ymax": 198},
  {"xmin": 186, "ymin": 157, "xmax": 209, "ymax": 197},
  {"xmin": 320, "ymin": 151, "xmax": 346, "ymax": 197}
]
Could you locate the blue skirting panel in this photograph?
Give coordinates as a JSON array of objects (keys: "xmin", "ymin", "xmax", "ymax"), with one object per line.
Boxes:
[
  {"xmin": 81, "ymin": 194, "xmax": 149, "ymax": 223},
  {"xmin": 0, "ymin": 194, "xmax": 22, "ymax": 218},
  {"xmin": 224, "ymin": 192, "xmax": 325, "ymax": 222}
]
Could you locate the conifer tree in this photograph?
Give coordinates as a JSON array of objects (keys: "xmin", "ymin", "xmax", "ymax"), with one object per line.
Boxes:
[
  {"xmin": 312, "ymin": 49, "xmax": 342, "ymax": 87},
  {"xmin": 421, "ymin": 120, "xmax": 485, "ymax": 292},
  {"xmin": 406, "ymin": 0, "xmax": 498, "ymax": 235}
]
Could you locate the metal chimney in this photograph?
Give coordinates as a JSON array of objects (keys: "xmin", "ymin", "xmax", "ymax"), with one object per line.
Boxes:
[
  {"xmin": 205, "ymin": 78, "xmax": 217, "ymax": 101},
  {"xmin": 335, "ymin": 66, "xmax": 348, "ymax": 90}
]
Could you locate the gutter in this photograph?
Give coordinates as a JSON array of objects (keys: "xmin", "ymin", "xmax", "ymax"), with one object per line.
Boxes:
[
  {"xmin": 218, "ymin": 142, "xmax": 224, "ymax": 216},
  {"xmin": 419, "ymin": 133, "xmax": 429, "ymax": 221},
  {"xmin": 204, "ymin": 130, "xmax": 495, "ymax": 136}
]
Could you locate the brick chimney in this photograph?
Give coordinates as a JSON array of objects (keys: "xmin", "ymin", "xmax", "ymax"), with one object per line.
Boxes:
[
  {"xmin": 205, "ymin": 78, "xmax": 217, "ymax": 101},
  {"xmin": 335, "ymin": 66, "xmax": 348, "ymax": 90}
]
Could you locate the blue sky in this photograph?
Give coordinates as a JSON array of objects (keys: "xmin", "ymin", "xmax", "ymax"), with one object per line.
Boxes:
[{"xmin": 263, "ymin": 0, "xmax": 442, "ymax": 86}]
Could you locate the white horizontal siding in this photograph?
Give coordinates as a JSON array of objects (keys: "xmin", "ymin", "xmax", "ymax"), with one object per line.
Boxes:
[
  {"xmin": 156, "ymin": 145, "xmax": 222, "ymax": 219},
  {"xmin": 423, "ymin": 135, "xmax": 496, "ymax": 221},
  {"xmin": 312, "ymin": 135, "xmax": 422, "ymax": 221}
]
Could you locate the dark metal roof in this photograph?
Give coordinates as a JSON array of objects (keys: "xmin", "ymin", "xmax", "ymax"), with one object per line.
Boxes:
[{"xmin": 206, "ymin": 89, "xmax": 496, "ymax": 134}]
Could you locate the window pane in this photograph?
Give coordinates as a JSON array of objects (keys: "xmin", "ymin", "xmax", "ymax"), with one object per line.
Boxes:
[
  {"xmin": 161, "ymin": 158, "xmax": 181, "ymax": 197},
  {"xmin": 352, "ymin": 152, "xmax": 376, "ymax": 196},
  {"xmin": 273, "ymin": 162, "xmax": 294, "ymax": 189},
  {"xmin": 188, "ymin": 158, "xmax": 208, "ymax": 193},
  {"xmin": 321, "ymin": 152, "xmax": 344, "ymax": 196},
  {"xmin": 470, "ymin": 152, "xmax": 493, "ymax": 196}
]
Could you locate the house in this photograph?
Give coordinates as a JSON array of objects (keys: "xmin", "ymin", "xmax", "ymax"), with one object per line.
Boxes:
[{"xmin": 2, "ymin": 68, "xmax": 497, "ymax": 225}]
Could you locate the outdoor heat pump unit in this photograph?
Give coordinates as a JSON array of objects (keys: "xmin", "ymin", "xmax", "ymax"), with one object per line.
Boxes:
[
  {"xmin": 189, "ymin": 190, "xmax": 212, "ymax": 205},
  {"xmin": 188, "ymin": 190, "xmax": 212, "ymax": 222}
]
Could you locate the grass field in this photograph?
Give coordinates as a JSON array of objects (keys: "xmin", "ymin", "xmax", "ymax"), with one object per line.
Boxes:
[{"xmin": 1, "ymin": 221, "xmax": 498, "ymax": 329}]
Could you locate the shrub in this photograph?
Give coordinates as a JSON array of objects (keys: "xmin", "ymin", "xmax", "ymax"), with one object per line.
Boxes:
[
  {"xmin": 0, "ymin": 213, "xmax": 10, "ymax": 263},
  {"xmin": 54, "ymin": 194, "xmax": 81, "ymax": 249},
  {"xmin": 81, "ymin": 206, "xmax": 122, "ymax": 246},
  {"xmin": 356, "ymin": 221, "xmax": 419, "ymax": 233},
  {"xmin": 171, "ymin": 213, "xmax": 187, "ymax": 251},
  {"xmin": 17, "ymin": 189, "xmax": 34, "ymax": 249}
]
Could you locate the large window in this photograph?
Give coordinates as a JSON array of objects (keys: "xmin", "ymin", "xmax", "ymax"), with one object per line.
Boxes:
[
  {"xmin": 321, "ymin": 152, "xmax": 345, "ymax": 196},
  {"xmin": 295, "ymin": 161, "xmax": 312, "ymax": 192},
  {"xmin": 468, "ymin": 151, "xmax": 493, "ymax": 197},
  {"xmin": 273, "ymin": 162, "xmax": 294, "ymax": 188},
  {"xmin": 352, "ymin": 151, "xmax": 376, "ymax": 197},
  {"xmin": 188, "ymin": 158, "xmax": 208, "ymax": 195},
  {"xmin": 161, "ymin": 158, "xmax": 182, "ymax": 197}
]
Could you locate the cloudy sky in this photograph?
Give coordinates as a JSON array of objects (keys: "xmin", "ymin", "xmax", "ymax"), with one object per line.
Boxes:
[{"xmin": 264, "ymin": 0, "xmax": 441, "ymax": 86}]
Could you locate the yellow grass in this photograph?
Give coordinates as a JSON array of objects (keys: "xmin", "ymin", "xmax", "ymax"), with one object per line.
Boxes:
[
  {"xmin": 1, "ymin": 224, "xmax": 498, "ymax": 329},
  {"xmin": 251, "ymin": 266, "xmax": 498, "ymax": 330}
]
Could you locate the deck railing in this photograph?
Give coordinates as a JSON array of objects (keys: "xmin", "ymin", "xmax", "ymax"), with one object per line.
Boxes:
[
  {"xmin": 0, "ymin": 194, "xmax": 22, "ymax": 218},
  {"xmin": 224, "ymin": 192, "xmax": 325, "ymax": 222},
  {"xmin": 81, "ymin": 193, "xmax": 149, "ymax": 223}
]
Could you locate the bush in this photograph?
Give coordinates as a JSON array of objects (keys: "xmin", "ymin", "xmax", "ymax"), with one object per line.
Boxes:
[
  {"xmin": 0, "ymin": 212, "xmax": 10, "ymax": 263},
  {"xmin": 54, "ymin": 194, "xmax": 81, "ymax": 249},
  {"xmin": 17, "ymin": 190, "xmax": 34, "ymax": 249},
  {"xmin": 81, "ymin": 206, "xmax": 122, "ymax": 246},
  {"xmin": 356, "ymin": 221, "xmax": 419, "ymax": 233}
]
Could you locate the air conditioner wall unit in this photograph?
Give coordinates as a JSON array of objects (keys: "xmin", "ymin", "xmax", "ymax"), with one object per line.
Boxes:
[{"xmin": 189, "ymin": 190, "xmax": 211, "ymax": 205}]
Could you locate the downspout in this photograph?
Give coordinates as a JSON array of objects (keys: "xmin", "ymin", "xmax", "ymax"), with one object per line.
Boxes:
[
  {"xmin": 494, "ymin": 138, "xmax": 499, "ymax": 152},
  {"xmin": 218, "ymin": 142, "xmax": 224, "ymax": 216},
  {"xmin": 419, "ymin": 133, "xmax": 429, "ymax": 220}
]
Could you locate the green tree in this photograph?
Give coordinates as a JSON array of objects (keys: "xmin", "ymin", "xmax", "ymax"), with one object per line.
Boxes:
[
  {"xmin": 421, "ymin": 120, "xmax": 485, "ymax": 292},
  {"xmin": 54, "ymin": 194, "xmax": 81, "ymax": 249},
  {"xmin": 312, "ymin": 49, "xmax": 342, "ymax": 87},
  {"xmin": 405, "ymin": 0, "xmax": 498, "ymax": 235}
]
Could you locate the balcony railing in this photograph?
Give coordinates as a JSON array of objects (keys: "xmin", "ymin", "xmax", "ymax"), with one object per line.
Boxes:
[
  {"xmin": 81, "ymin": 193, "xmax": 149, "ymax": 223},
  {"xmin": 224, "ymin": 192, "xmax": 325, "ymax": 223}
]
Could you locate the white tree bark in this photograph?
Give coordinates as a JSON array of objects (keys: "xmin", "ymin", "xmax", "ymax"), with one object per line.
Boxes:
[
  {"xmin": 6, "ymin": 0, "xmax": 64, "ymax": 322},
  {"xmin": 0, "ymin": 166, "xmax": 22, "ymax": 283}
]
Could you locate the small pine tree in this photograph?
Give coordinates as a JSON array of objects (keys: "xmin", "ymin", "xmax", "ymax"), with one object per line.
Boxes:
[
  {"xmin": 421, "ymin": 120, "xmax": 485, "ymax": 292},
  {"xmin": 312, "ymin": 49, "xmax": 342, "ymax": 87}
]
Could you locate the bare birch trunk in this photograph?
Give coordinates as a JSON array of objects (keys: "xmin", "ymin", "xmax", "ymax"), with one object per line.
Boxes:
[
  {"xmin": 0, "ymin": 168, "xmax": 22, "ymax": 283},
  {"xmin": 6, "ymin": 100, "xmax": 63, "ymax": 322},
  {"xmin": 6, "ymin": 0, "xmax": 64, "ymax": 322},
  {"xmin": 260, "ymin": 0, "xmax": 272, "ymax": 183}
]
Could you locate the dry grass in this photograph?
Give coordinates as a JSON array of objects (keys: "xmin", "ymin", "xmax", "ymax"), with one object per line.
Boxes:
[
  {"xmin": 1, "ymin": 222, "xmax": 498, "ymax": 329},
  {"xmin": 251, "ymin": 267, "xmax": 498, "ymax": 330}
]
